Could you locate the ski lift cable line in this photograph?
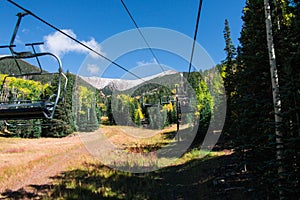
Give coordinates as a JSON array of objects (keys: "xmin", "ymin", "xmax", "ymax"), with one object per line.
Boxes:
[
  {"xmin": 7, "ymin": 0, "xmax": 145, "ymax": 81},
  {"xmin": 120, "ymin": 0, "xmax": 166, "ymax": 75},
  {"xmin": 187, "ymin": 0, "xmax": 203, "ymax": 79}
]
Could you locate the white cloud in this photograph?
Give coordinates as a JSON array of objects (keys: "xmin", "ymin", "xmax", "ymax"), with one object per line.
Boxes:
[
  {"xmin": 40, "ymin": 29, "xmax": 104, "ymax": 58},
  {"xmin": 136, "ymin": 58, "xmax": 158, "ymax": 66},
  {"xmin": 15, "ymin": 35, "xmax": 23, "ymax": 45},
  {"xmin": 21, "ymin": 28, "xmax": 29, "ymax": 33},
  {"xmin": 87, "ymin": 64, "xmax": 100, "ymax": 74}
]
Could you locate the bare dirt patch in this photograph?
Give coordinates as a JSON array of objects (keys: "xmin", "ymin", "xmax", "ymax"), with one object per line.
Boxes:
[{"xmin": 0, "ymin": 133, "xmax": 91, "ymax": 194}]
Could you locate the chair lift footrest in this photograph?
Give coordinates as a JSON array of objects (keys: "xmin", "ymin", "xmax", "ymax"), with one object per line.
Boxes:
[{"xmin": 0, "ymin": 102, "xmax": 53, "ymax": 120}]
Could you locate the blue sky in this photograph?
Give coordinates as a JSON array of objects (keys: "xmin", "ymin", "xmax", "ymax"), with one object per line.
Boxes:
[{"xmin": 0, "ymin": 0, "xmax": 245, "ymax": 78}]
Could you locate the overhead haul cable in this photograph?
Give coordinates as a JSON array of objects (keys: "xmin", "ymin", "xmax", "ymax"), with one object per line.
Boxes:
[
  {"xmin": 120, "ymin": 0, "xmax": 166, "ymax": 74},
  {"xmin": 7, "ymin": 0, "xmax": 144, "ymax": 81},
  {"xmin": 187, "ymin": 0, "xmax": 203, "ymax": 79}
]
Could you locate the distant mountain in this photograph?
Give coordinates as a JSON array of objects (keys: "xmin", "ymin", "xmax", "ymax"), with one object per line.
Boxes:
[
  {"xmin": 0, "ymin": 57, "xmax": 180, "ymax": 93},
  {"xmin": 80, "ymin": 70, "xmax": 178, "ymax": 91}
]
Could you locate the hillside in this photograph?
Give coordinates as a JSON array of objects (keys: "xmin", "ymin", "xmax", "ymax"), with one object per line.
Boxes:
[{"xmin": 0, "ymin": 58, "xmax": 44, "ymax": 75}]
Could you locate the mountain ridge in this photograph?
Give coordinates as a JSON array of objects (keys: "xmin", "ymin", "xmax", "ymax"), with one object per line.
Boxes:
[{"xmin": 80, "ymin": 70, "xmax": 178, "ymax": 91}]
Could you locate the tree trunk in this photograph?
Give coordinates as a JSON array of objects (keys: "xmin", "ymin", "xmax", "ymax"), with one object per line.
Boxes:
[{"xmin": 264, "ymin": 0, "xmax": 284, "ymax": 199}]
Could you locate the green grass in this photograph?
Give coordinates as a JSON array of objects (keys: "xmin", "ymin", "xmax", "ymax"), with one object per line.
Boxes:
[
  {"xmin": 37, "ymin": 155, "xmax": 224, "ymax": 200},
  {"xmin": 0, "ymin": 126, "xmax": 232, "ymax": 199},
  {"xmin": 22, "ymin": 148, "xmax": 226, "ymax": 200},
  {"xmin": 1, "ymin": 147, "xmax": 230, "ymax": 199}
]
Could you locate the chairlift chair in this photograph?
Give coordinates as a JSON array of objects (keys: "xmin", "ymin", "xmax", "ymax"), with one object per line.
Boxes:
[
  {"xmin": 140, "ymin": 93, "xmax": 159, "ymax": 109},
  {"xmin": 177, "ymin": 96, "xmax": 194, "ymax": 114},
  {"xmin": 160, "ymin": 96, "xmax": 175, "ymax": 105},
  {"xmin": 0, "ymin": 12, "xmax": 68, "ymax": 122}
]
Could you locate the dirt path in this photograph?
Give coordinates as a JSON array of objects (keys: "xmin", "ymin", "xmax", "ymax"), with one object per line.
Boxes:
[
  {"xmin": 0, "ymin": 133, "xmax": 92, "ymax": 194},
  {"xmin": 0, "ymin": 126, "xmax": 166, "ymax": 195}
]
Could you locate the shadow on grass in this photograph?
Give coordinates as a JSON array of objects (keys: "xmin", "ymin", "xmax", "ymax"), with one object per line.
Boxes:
[{"xmin": 1, "ymin": 153, "xmax": 254, "ymax": 200}]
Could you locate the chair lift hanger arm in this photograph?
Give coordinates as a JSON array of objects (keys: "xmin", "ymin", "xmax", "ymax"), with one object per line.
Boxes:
[{"xmin": 9, "ymin": 12, "xmax": 29, "ymax": 54}]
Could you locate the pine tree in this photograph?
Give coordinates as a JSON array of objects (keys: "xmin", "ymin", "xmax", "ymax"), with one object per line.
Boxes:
[
  {"xmin": 222, "ymin": 19, "xmax": 237, "ymax": 146},
  {"xmin": 229, "ymin": 0, "xmax": 277, "ymax": 197},
  {"xmin": 223, "ymin": 19, "xmax": 237, "ymax": 102},
  {"xmin": 271, "ymin": 0, "xmax": 300, "ymax": 196},
  {"xmin": 223, "ymin": 0, "xmax": 299, "ymax": 197},
  {"xmin": 106, "ymin": 97, "xmax": 115, "ymax": 125},
  {"xmin": 223, "ymin": 19, "xmax": 237, "ymax": 69}
]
